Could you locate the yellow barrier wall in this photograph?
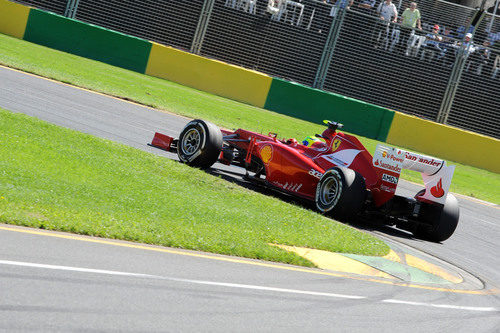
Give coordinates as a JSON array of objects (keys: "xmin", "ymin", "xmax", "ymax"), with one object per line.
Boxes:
[
  {"xmin": 146, "ymin": 43, "xmax": 272, "ymax": 108},
  {"xmin": 387, "ymin": 112, "xmax": 500, "ymax": 173},
  {"xmin": 0, "ymin": 0, "xmax": 30, "ymax": 39}
]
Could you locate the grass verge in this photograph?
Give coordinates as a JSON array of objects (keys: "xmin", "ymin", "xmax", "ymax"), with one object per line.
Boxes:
[
  {"xmin": 0, "ymin": 109, "xmax": 389, "ymax": 265},
  {"xmin": 0, "ymin": 33, "xmax": 498, "ymax": 204}
]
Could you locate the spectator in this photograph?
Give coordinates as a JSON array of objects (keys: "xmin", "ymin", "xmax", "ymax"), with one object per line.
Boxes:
[
  {"xmin": 447, "ymin": 32, "xmax": 477, "ymax": 65},
  {"xmin": 462, "ymin": 32, "xmax": 476, "ymax": 51},
  {"xmin": 399, "ymin": 2, "xmax": 422, "ymax": 55},
  {"xmin": 420, "ymin": 24, "xmax": 446, "ymax": 61},
  {"xmin": 356, "ymin": 0, "xmax": 376, "ymax": 15},
  {"xmin": 439, "ymin": 27, "xmax": 455, "ymax": 54},
  {"xmin": 377, "ymin": 0, "xmax": 397, "ymax": 21},
  {"xmin": 456, "ymin": 17, "xmax": 474, "ymax": 39},
  {"xmin": 373, "ymin": 0, "xmax": 398, "ymax": 48},
  {"xmin": 487, "ymin": 30, "xmax": 500, "ymax": 47},
  {"xmin": 467, "ymin": 40, "xmax": 491, "ymax": 74}
]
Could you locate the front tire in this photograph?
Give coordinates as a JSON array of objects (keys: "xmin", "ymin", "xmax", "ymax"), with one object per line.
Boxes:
[
  {"xmin": 315, "ymin": 167, "xmax": 366, "ymax": 220},
  {"xmin": 177, "ymin": 119, "xmax": 222, "ymax": 169}
]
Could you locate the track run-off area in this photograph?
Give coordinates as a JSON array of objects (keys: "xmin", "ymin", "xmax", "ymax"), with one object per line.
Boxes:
[{"xmin": 1, "ymin": 65, "xmax": 499, "ymax": 331}]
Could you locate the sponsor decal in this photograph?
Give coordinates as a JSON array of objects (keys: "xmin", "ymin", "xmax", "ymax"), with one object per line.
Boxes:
[
  {"xmin": 260, "ymin": 145, "xmax": 273, "ymax": 164},
  {"xmin": 378, "ymin": 150, "xmax": 404, "ymax": 163},
  {"xmin": 430, "ymin": 178, "xmax": 445, "ymax": 198},
  {"xmin": 373, "ymin": 145, "xmax": 404, "ymax": 174},
  {"xmin": 309, "ymin": 169, "xmax": 324, "ymax": 179},
  {"xmin": 374, "ymin": 159, "xmax": 402, "ymax": 173},
  {"xmin": 405, "ymin": 152, "xmax": 443, "ymax": 168},
  {"xmin": 322, "ymin": 149, "xmax": 361, "ymax": 168},
  {"xmin": 283, "ymin": 182, "xmax": 303, "ymax": 192},
  {"xmin": 382, "ymin": 173, "xmax": 398, "ymax": 185},
  {"xmin": 332, "ymin": 138, "xmax": 342, "ymax": 151},
  {"xmin": 380, "ymin": 184, "xmax": 395, "ymax": 193}
]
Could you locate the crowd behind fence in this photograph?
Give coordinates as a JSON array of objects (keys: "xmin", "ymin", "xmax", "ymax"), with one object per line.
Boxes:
[{"xmin": 12, "ymin": 0, "xmax": 500, "ymax": 139}]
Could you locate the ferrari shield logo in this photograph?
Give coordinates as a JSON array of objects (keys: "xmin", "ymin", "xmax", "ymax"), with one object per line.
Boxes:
[{"xmin": 333, "ymin": 138, "xmax": 342, "ymax": 151}]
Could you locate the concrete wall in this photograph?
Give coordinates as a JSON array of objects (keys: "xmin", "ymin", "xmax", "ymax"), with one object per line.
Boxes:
[
  {"xmin": 24, "ymin": 9, "xmax": 152, "ymax": 73},
  {"xmin": 264, "ymin": 79, "xmax": 395, "ymax": 141},
  {"xmin": 387, "ymin": 112, "xmax": 500, "ymax": 173},
  {"xmin": 146, "ymin": 43, "xmax": 272, "ymax": 108}
]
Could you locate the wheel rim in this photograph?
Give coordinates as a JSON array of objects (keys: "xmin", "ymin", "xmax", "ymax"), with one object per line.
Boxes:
[
  {"xmin": 181, "ymin": 128, "xmax": 201, "ymax": 155},
  {"xmin": 316, "ymin": 173, "xmax": 342, "ymax": 212},
  {"xmin": 319, "ymin": 177, "xmax": 339, "ymax": 207}
]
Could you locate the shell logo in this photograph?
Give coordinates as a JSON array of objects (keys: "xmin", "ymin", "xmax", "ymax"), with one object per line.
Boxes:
[
  {"xmin": 382, "ymin": 151, "xmax": 388, "ymax": 158},
  {"xmin": 260, "ymin": 145, "xmax": 273, "ymax": 164}
]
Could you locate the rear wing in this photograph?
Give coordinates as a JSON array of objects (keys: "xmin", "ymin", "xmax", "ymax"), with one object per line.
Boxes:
[{"xmin": 373, "ymin": 144, "xmax": 455, "ymax": 205}]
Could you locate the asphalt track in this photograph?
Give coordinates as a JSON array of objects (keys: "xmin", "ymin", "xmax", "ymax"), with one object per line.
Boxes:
[{"xmin": 1, "ymin": 65, "xmax": 499, "ymax": 332}]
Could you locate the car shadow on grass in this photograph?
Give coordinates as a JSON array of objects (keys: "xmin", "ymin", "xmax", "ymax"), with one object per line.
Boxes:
[{"xmin": 206, "ymin": 165, "xmax": 419, "ymax": 242}]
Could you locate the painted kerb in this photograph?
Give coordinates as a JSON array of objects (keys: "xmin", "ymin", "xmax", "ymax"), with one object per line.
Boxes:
[
  {"xmin": 264, "ymin": 78, "xmax": 395, "ymax": 141},
  {"xmin": 387, "ymin": 112, "xmax": 500, "ymax": 174},
  {"xmin": 146, "ymin": 43, "xmax": 271, "ymax": 108},
  {"xmin": 0, "ymin": 0, "xmax": 30, "ymax": 39},
  {"xmin": 23, "ymin": 9, "xmax": 152, "ymax": 73}
]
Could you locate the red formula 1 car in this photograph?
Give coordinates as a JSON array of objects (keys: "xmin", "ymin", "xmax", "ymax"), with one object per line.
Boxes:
[{"xmin": 150, "ymin": 119, "xmax": 459, "ymax": 242}]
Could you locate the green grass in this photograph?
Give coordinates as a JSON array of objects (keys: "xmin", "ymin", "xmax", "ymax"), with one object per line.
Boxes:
[
  {"xmin": 0, "ymin": 109, "xmax": 389, "ymax": 265},
  {"xmin": 0, "ymin": 32, "xmax": 498, "ymax": 205}
]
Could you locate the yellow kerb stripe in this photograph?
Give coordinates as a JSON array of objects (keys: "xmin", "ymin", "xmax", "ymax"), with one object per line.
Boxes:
[
  {"xmin": 405, "ymin": 254, "xmax": 463, "ymax": 284},
  {"xmin": 273, "ymin": 244, "xmax": 396, "ymax": 279}
]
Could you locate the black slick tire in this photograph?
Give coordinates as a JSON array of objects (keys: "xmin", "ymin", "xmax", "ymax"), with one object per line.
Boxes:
[
  {"xmin": 315, "ymin": 167, "xmax": 366, "ymax": 220},
  {"xmin": 414, "ymin": 193, "xmax": 459, "ymax": 242},
  {"xmin": 177, "ymin": 119, "xmax": 222, "ymax": 169}
]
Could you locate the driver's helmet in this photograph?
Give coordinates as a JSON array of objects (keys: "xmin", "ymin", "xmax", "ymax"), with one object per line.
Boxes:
[{"xmin": 302, "ymin": 136, "xmax": 320, "ymax": 147}]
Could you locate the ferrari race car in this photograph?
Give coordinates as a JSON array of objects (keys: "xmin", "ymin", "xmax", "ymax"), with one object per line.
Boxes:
[{"xmin": 149, "ymin": 119, "xmax": 459, "ymax": 242}]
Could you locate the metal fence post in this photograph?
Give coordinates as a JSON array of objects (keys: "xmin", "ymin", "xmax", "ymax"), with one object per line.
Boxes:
[
  {"xmin": 64, "ymin": 0, "xmax": 80, "ymax": 19},
  {"xmin": 436, "ymin": 9, "xmax": 486, "ymax": 124},
  {"xmin": 313, "ymin": 5, "xmax": 345, "ymax": 89},
  {"xmin": 191, "ymin": 0, "xmax": 216, "ymax": 54}
]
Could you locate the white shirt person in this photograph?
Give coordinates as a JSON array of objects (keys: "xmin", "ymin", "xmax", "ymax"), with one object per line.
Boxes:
[{"xmin": 377, "ymin": 0, "xmax": 398, "ymax": 23}]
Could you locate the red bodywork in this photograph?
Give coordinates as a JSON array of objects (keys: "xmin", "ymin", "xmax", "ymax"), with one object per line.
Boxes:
[
  {"xmin": 150, "ymin": 121, "xmax": 460, "ymax": 242},
  {"xmin": 151, "ymin": 125, "xmax": 398, "ymax": 207},
  {"xmin": 218, "ymin": 127, "xmax": 396, "ymax": 207}
]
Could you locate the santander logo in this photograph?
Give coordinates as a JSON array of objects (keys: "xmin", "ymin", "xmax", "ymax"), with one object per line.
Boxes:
[{"xmin": 430, "ymin": 179, "xmax": 445, "ymax": 198}]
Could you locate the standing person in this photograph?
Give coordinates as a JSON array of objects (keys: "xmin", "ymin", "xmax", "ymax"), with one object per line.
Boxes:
[
  {"xmin": 373, "ymin": 0, "xmax": 398, "ymax": 48},
  {"xmin": 456, "ymin": 17, "xmax": 474, "ymax": 39},
  {"xmin": 399, "ymin": 2, "xmax": 422, "ymax": 55}
]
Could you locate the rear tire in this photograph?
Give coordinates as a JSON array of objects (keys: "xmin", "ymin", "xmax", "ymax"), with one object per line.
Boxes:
[
  {"xmin": 177, "ymin": 119, "xmax": 222, "ymax": 169},
  {"xmin": 414, "ymin": 192, "xmax": 459, "ymax": 242},
  {"xmin": 315, "ymin": 167, "xmax": 366, "ymax": 220}
]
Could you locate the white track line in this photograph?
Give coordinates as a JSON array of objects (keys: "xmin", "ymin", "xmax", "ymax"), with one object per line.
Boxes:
[
  {"xmin": 382, "ymin": 299, "xmax": 498, "ymax": 312},
  {"xmin": 1, "ymin": 260, "xmax": 498, "ymax": 312}
]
